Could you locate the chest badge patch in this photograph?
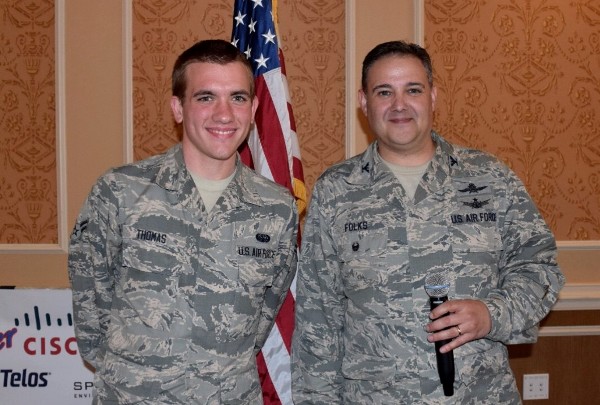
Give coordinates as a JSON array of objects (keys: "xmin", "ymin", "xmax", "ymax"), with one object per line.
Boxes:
[
  {"xmin": 463, "ymin": 198, "xmax": 490, "ymax": 209},
  {"xmin": 458, "ymin": 183, "xmax": 488, "ymax": 194},
  {"xmin": 256, "ymin": 233, "xmax": 271, "ymax": 243}
]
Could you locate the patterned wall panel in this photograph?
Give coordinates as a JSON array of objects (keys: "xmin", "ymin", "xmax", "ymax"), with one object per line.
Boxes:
[
  {"xmin": 132, "ymin": 0, "xmax": 345, "ymax": 197},
  {"xmin": 425, "ymin": 0, "xmax": 600, "ymax": 240},
  {"xmin": 0, "ymin": 0, "xmax": 57, "ymax": 244},
  {"xmin": 277, "ymin": 0, "xmax": 346, "ymax": 190},
  {"xmin": 132, "ymin": 0, "xmax": 234, "ymax": 161}
]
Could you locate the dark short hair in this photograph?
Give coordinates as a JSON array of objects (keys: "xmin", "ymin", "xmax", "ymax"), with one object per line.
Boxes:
[
  {"xmin": 361, "ymin": 40, "xmax": 433, "ymax": 90},
  {"xmin": 171, "ymin": 39, "xmax": 254, "ymax": 100}
]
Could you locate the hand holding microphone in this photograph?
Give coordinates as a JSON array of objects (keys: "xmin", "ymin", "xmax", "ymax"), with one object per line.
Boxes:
[{"xmin": 425, "ymin": 272, "xmax": 455, "ymax": 397}]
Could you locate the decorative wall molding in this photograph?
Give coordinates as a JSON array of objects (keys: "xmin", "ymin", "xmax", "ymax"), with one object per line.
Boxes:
[
  {"xmin": 554, "ymin": 283, "xmax": 600, "ymax": 311},
  {"xmin": 414, "ymin": 0, "xmax": 424, "ymax": 45},
  {"xmin": 539, "ymin": 283, "xmax": 600, "ymax": 336},
  {"xmin": 557, "ymin": 240, "xmax": 600, "ymax": 249},
  {"xmin": 344, "ymin": 0, "xmax": 357, "ymax": 160},
  {"xmin": 56, "ymin": 0, "xmax": 67, "ymax": 253},
  {"xmin": 0, "ymin": 244, "xmax": 65, "ymax": 254},
  {"xmin": 124, "ymin": 1, "xmax": 134, "ymax": 164},
  {"xmin": 539, "ymin": 325, "xmax": 600, "ymax": 337}
]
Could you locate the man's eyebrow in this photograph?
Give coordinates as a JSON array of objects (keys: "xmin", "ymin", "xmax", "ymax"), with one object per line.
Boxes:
[
  {"xmin": 371, "ymin": 82, "xmax": 426, "ymax": 93},
  {"xmin": 191, "ymin": 89, "xmax": 214, "ymax": 98},
  {"xmin": 371, "ymin": 83, "xmax": 392, "ymax": 93},
  {"xmin": 231, "ymin": 89, "xmax": 252, "ymax": 96},
  {"xmin": 191, "ymin": 89, "xmax": 251, "ymax": 98}
]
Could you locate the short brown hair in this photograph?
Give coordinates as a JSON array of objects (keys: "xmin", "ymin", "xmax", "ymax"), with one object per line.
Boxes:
[
  {"xmin": 171, "ymin": 39, "xmax": 254, "ymax": 100},
  {"xmin": 361, "ymin": 40, "xmax": 434, "ymax": 90}
]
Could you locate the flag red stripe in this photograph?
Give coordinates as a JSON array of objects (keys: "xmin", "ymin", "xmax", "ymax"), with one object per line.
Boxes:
[
  {"xmin": 254, "ymin": 76, "xmax": 293, "ymax": 192},
  {"xmin": 286, "ymin": 96, "xmax": 297, "ymax": 133},
  {"xmin": 257, "ymin": 351, "xmax": 282, "ymax": 405},
  {"xmin": 238, "ymin": 141, "xmax": 254, "ymax": 169},
  {"xmin": 274, "ymin": 290, "xmax": 295, "ymax": 353},
  {"xmin": 292, "ymin": 156, "xmax": 304, "ymax": 181}
]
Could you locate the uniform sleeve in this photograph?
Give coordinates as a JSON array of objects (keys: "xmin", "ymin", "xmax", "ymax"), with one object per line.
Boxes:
[
  {"xmin": 68, "ymin": 176, "xmax": 119, "ymax": 369},
  {"xmin": 254, "ymin": 198, "xmax": 299, "ymax": 351},
  {"xmin": 292, "ymin": 185, "xmax": 345, "ymax": 405},
  {"xmin": 483, "ymin": 169, "xmax": 565, "ymax": 344}
]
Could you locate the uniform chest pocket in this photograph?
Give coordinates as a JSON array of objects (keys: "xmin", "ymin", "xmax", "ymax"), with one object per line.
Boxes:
[
  {"xmin": 338, "ymin": 229, "xmax": 389, "ymax": 291},
  {"xmin": 208, "ymin": 220, "xmax": 280, "ymax": 344},
  {"xmin": 450, "ymin": 178, "xmax": 502, "ymax": 253},
  {"xmin": 234, "ymin": 219, "xmax": 281, "ymax": 287},
  {"xmin": 120, "ymin": 236, "xmax": 188, "ymax": 330},
  {"xmin": 450, "ymin": 214, "xmax": 502, "ymax": 253}
]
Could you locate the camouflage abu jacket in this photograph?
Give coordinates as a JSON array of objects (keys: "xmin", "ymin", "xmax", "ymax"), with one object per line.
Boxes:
[
  {"xmin": 69, "ymin": 144, "xmax": 298, "ymax": 404},
  {"xmin": 292, "ymin": 132, "xmax": 564, "ymax": 404}
]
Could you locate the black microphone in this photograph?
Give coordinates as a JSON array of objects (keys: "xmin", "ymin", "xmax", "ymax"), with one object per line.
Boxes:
[{"xmin": 425, "ymin": 272, "xmax": 455, "ymax": 396}]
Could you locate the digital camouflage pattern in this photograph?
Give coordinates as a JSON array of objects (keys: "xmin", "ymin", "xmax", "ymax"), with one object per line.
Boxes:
[
  {"xmin": 69, "ymin": 144, "xmax": 298, "ymax": 404},
  {"xmin": 292, "ymin": 132, "xmax": 564, "ymax": 404}
]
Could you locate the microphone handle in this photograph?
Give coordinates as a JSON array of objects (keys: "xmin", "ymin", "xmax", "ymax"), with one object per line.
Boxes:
[{"xmin": 430, "ymin": 296, "xmax": 455, "ymax": 396}]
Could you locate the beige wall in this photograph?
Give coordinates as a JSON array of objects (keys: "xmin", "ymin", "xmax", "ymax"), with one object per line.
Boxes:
[{"xmin": 0, "ymin": 2, "xmax": 598, "ymax": 403}]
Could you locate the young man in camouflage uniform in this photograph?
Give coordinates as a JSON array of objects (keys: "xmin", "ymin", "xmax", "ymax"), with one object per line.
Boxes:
[
  {"xmin": 68, "ymin": 39, "xmax": 298, "ymax": 404},
  {"xmin": 291, "ymin": 40, "xmax": 564, "ymax": 404}
]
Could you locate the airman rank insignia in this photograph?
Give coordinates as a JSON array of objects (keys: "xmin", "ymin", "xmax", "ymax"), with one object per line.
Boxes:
[{"xmin": 71, "ymin": 219, "xmax": 89, "ymax": 239}]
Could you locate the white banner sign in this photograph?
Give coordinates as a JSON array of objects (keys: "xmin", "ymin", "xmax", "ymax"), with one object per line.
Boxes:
[{"xmin": 0, "ymin": 289, "xmax": 94, "ymax": 404}]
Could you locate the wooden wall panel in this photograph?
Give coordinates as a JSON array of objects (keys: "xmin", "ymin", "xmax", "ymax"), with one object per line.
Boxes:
[{"xmin": 509, "ymin": 335, "xmax": 600, "ymax": 404}]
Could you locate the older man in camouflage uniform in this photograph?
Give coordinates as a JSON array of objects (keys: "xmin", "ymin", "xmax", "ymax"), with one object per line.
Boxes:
[
  {"xmin": 291, "ymin": 40, "xmax": 564, "ymax": 404},
  {"xmin": 68, "ymin": 40, "xmax": 298, "ymax": 404}
]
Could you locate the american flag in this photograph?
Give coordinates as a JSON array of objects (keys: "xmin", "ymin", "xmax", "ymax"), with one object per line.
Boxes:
[{"xmin": 231, "ymin": 0, "xmax": 306, "ymax": 404}]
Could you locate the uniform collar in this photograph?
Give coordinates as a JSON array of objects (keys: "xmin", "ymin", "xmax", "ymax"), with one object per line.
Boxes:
[
  {"xmin": 346, "ymin": 131, "xmax": 461, "ymax": 201},
  {"xmin": 153, "ymin": 143, "xmax": 265, "ymax": 208},
  {"xmin": 346, "ymin": 141, "xmax": 386, "ymax": 185},
  {"xmin": 414, "ymin": 131, "xmax": 457, "ymax": 202}
]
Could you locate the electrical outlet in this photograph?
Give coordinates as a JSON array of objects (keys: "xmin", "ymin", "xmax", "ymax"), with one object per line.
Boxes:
[{"xmin": 523, "ymin": 373, "xmax": 549, "ymax": 400}]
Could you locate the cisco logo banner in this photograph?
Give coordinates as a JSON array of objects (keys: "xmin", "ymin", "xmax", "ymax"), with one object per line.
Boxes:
[{"xmin": 0, "ymin": 289, "xmax": 94, "ymax": 404}]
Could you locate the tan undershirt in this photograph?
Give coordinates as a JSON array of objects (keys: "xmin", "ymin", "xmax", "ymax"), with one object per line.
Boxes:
[
  {"xmin": 190, "ymin": 171, "xmax": 235, "ymax": 212},
  {"xmin": 381, "ymin": 158, "xmax": 430, "ymax": 200}
]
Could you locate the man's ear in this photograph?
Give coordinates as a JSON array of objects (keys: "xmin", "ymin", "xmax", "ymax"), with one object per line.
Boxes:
[
  {"xmin": 358, "ymin": 89, "xmax": 368, "ymax": 116},
  {"xmin": 431, "ymin": 85, "xmax": 438, "ymax": 112},
  {"xmin": 170, "ymin": 96, "xmax": 183, "ymax": 124},
  {"xmin": 251, "ymin": 96, "xmax": 259, "ymax": 124}
]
